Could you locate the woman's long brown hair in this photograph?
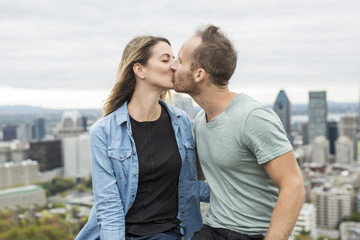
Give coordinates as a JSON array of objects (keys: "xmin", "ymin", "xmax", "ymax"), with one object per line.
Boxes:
[{"xmin": 103, "ymin": 36, "xmax": 171, "ymax": 117}]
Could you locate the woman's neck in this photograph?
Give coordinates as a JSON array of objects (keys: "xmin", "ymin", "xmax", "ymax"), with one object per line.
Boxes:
[{"xmin": 127, "ymin": 88, "xmax": 162, "ymax": 122}]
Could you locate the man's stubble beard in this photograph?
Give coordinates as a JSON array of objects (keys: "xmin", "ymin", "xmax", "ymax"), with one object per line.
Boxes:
[{"xmin": 174, "ymin": 74, "xmax": 196, "ymax": 94}]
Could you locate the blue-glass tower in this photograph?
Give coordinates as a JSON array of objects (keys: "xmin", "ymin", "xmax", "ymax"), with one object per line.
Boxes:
[
  {"xmin": 308, "ymin": 91, "xmax": 327, "ymax": 144},
  {"xmin": 33, "ymin": 117, "xmax": 45, "ymax": 140},
  {"xmin": 273, "ymin": 90, "xmax": 292, "ymax": 143}
]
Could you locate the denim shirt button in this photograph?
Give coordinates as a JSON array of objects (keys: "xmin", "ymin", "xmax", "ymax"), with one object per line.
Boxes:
[
  {"xmin": 133, "ymin": 173, "xmax": 137, "ymax": 177},
  {"xmin": 133, "ymin": 153, "xmax": 136, "ymax": 156},
  {"xmin": 180, "ymin": 196, "xmax": 184, "ymax": 198},
  {"xmin": 131, "ymin": 194, "xmax": 135, "ymax": 198}
]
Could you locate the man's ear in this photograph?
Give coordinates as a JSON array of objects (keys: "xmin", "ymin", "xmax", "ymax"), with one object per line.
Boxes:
[
  {"xmin": 133, "ymin": 63, "xmax": 145, "ymax": 79},
  {"xmin": 194, "ymin": 68, "xmax": 206, "ymax": 83}
]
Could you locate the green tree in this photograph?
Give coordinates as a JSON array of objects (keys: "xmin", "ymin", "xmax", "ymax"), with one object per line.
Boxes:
[
  {"xmin": 37, "ymin": 177, "xmax": 75, "ymax": 196},
  {"xmin": 85, "ymin": 176, "xmax": 92, "ymax": 189},
  {"xmin": 295, "ymin": 235, "xmax": 312, "ymax": 240},
  {"xmin": 317, "ymin": 236, "xmax": 337, "ymax": 240},
  {"xmin": 0, "ymin": 209, "xmax": 79, "ymax": 240},
  {"xmin": 336, "ymin": 212, "xmax": 360, "ymax": 229}
]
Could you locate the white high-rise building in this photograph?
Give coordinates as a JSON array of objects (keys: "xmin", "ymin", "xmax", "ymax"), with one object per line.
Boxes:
[
  {"xmin": 17, "ymin": 123, "xmax": 33, "ymax": 142},
  {"xmin": 340, "ymin": 222, "xmax": 360, "ymax": 240},
  {"xmin": 10, "ymin": 141, "xmax": 29, "ymax": 163},
  {"xmin": 0, "ymin": 141, "xmax": 29, "ymax": 164},
  {"xmin": 339, "ymin": 115, "xmax": 358, "ymax": 159},
  {"xmin": 311, "ymin": 136, "xmax": 329, "ymax": 166},
  {"xmin": 0, "ymin": 185, "xmax": 46, "ymax": 209},
  {"xmin": 0, "ymin": 160, "xmax": 39, "ymax": 188},
  {"xmin": 356, "ymin": 193, "xmax": 360, "ymax": 212},
  {"xmin": 335, "ymin": 136, "xmax": 354, "ymax": 165},
  {"xmin": 56, "ymin": 110, "xmax": 85, "ymax": 139},
  {"xmin": 312, "ymin": 186, "xmax": 355, "ymax": 229},
  {"xmin": 0, "ymin": 143, "xmax": 10, "ymax": 164},
  {"xmin": 292, "ymin": 203, "xmax": 317, "ymax": 238},
  {"xmin": 62, "ymin": 133, "xmax": 91, "ymax": 178}
]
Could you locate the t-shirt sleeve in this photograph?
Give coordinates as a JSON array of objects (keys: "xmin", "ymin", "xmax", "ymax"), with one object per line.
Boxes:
[{"xmin": 243, "ymin": 107, "xmax": 293, "ymax": 165}]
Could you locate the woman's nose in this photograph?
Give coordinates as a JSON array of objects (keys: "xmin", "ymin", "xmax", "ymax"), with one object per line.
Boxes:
[{"xmin": 171, "ymin": 60, "xmax": 177, "ymax": 70}]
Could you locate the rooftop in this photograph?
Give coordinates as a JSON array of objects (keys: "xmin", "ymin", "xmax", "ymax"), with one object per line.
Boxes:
[{"xmin": 0, "ymin": 185, "xmax": 43, "ymax": 197}]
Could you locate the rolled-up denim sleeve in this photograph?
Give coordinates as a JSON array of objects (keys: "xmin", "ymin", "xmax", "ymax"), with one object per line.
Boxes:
[
  {"xmin": 90, "ymin": 122, "xmax": 125, "ymax": 240},
  {"xmin": 198, "ymin": 180, "xmax": 210, "ymax": 203}
]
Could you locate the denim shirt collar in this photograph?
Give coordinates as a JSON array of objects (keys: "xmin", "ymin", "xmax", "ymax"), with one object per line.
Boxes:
[{"xmin": 114, "ymin": 100, "xmax": 182, "ymax": 126}]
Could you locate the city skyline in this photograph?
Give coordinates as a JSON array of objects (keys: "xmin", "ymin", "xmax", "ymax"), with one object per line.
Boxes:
[{"xmin": 1, "ymin": 0, "xmax": 360, "ymax": 108}]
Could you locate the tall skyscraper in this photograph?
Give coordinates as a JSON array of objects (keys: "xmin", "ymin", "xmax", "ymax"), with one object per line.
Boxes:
[
  {"xmin": 308, "ymin": 91, "xmax": 327, "ymax": 144},
  {"xmin": 273, "ymin": 90, "xmax": 291, "ymax": 143},
  {"xmin": 32, "ymin": 117, "xmax": 45, "ymax": 140}
]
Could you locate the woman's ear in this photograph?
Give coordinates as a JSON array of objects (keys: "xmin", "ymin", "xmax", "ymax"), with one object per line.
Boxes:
[{"xmin": 133, "ymin": 63, "xmax": 145, "ymax": 79}]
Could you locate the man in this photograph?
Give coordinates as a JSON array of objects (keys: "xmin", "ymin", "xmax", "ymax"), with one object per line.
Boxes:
[{"xmin": 171, "ymin": 25, "xmax": 305, "ymax": 240}]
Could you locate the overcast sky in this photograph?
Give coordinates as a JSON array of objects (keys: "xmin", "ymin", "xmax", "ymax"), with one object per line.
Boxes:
[{"xmin": 1, "ymin": 0, "xmax": 359, "ymax": 109}]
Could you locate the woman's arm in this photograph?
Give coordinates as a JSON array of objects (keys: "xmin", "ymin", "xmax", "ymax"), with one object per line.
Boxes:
[{"xmin": 90, "ymin": 122, "xmax": 126, "ymax": 240}]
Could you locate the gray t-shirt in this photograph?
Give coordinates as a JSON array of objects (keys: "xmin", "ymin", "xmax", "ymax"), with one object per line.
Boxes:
[{"xmin": 194, "ymin": 93, "xmax": 293, "ymax": 235}]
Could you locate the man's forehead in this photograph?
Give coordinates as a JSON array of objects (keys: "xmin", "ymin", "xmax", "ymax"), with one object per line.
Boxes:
[{"xmin": 180, "ymin": 36, "xmax": 201, "ymax": 56}]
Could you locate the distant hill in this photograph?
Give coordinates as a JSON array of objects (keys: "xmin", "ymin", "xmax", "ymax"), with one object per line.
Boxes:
[
  {"xmin": 268, "ymin": 102, "xmax": 359, "ymax": 115},
  {"xmin": 0, "ymin": 105, "xmax": 102, "ymax": 115},
  {"xmin": 0, "ymin": 102, "xmax": 358, "ymax": 116},
  {"xmin": 0, "ymin": 105, "xmax": 56, "ymax": 114}
]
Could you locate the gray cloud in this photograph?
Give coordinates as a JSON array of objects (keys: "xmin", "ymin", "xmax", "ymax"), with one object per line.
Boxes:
[{"xmin": 0, "ymin": 0, "xmax": 359, "ymax": 102}]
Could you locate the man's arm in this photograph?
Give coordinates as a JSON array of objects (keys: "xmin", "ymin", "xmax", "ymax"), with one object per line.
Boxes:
[{"xmin": 263, "ymin": 151, "xmax": 305, "ymax": 240}]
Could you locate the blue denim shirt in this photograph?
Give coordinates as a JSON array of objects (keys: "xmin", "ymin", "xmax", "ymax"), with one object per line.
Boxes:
[{"xmin": 76, "ymin": 101, "xmax": 210, "ymax": 240}]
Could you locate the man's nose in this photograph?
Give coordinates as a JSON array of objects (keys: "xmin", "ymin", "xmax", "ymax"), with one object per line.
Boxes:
[{"xmin": 170, "ymin": 60, "xmax": 177, "ymax": 70}]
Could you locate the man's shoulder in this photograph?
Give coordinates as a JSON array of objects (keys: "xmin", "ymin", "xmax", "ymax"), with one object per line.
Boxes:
[
  {"xmin": 225, "ymin": 93, "xmax": 269, "ymax": 121},
  {"xmin": 233, "ymin": 93, "xmax": 268, "ymax": 112}
]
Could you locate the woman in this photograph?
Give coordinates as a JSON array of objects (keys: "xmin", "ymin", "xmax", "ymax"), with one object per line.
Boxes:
[{"xmin": 75, "ymin": 36, "xmax": 209, "ymax": 240}]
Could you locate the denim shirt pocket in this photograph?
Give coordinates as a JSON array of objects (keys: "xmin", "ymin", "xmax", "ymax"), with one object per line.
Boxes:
[
  {"xmin": 108, "ymin": 148, "xmax": 132, "ymax": 179},
  {"xmin": 183, "ymin": 138, "xmax": 197, "ymax": 180}
]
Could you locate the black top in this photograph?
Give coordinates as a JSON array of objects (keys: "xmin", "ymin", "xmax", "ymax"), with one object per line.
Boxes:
[{"xmin": 125, "ymin": 104, "xmax": 182, "ymax": 236}]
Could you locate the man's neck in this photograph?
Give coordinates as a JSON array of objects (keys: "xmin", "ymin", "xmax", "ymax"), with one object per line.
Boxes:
[{"xmin": 191, "ymin": 86, "xmax": 238, "ymax": 122}]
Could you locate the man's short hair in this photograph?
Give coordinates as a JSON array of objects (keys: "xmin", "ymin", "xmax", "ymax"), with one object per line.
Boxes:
[{"xmin": 191, "ymin": 25, "xmax": 237, "ymax": 86}]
